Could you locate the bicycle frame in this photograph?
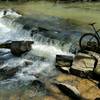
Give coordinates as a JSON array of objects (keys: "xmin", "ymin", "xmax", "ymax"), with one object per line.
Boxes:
[{"xmin": 91, "ymin": 24, "xmax": 100, "ymax": 40}]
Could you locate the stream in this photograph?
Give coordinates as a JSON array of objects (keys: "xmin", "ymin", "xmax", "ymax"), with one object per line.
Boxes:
[{"xmin": 0, "ymin": 9, "xmax": 80, "ymax": 97}]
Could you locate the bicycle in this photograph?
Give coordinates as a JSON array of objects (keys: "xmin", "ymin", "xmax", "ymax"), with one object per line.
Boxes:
[{"xmin": 79, "ymin": 23, "xmax": 100, "ymax": 52}]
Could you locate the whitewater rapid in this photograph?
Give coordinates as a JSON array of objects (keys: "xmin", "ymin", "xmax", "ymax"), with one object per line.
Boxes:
[{"xmin": 0, "ymin": 9, "xmax": 75, "ymax": 91}]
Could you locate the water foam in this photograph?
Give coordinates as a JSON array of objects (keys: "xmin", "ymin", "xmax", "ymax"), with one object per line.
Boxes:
[
  {"xmin": 0, "ymin": 9, "xmax": 75, "ymax": 85},
  {"xmin": 0, "ymin": 9, "xmax": 21, "ymax": 18},
  {"xmin": 32, "ymin": 44, "xmax": 67, "ymax": 60}
]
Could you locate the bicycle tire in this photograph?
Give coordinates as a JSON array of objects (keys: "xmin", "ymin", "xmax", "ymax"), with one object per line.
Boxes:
[{"xmin": 79, "ymin": 33, "xmax": 99, "ymax": 51}]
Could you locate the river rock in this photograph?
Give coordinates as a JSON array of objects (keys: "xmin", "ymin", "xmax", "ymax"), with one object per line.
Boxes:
[
  {"xmin": 38, "ymin": 27, "xmax": 49, "ymax": 32},
  {"xmin": 70, "ymin": 53, "xmax": 96, "ymax": 78},
  {"xmin": 30, "ymin": 27, "xmax": 38, "ymax": 37},
  {"xmin": 0, "ymin": 41, "xmax": 34, "ymax": 56},
  {"xmin": 0, "ymin": 67, "xmax": 18, "ymax": 80},
  {"xmin": 31, "ymin": 80, "xmax": 45, "ymax": 87},
  {"xmin": 30, "ymin": 80, "xmax": 48, "ymax": 96},
  {"xmin": 11, "ymin": 41, "xmax": 34, "ymax": 56},
  {"xmin": 56, "ymin": 55, "xmax": 74, "ymax": 73},
  {"xmin": 23, "ymin": 24, "xmax": 33, "ymax": 30}
]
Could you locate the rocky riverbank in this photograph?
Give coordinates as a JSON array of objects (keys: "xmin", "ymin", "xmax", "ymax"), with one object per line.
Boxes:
[{"xmin": 0, "ymin": 9, "xmax": 100, "ymax": 100}]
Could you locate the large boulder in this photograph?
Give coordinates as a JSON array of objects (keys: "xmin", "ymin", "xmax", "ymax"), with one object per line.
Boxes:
[
  {"xmin": 55, "ymin": 51, "xmax": 100, "ymax": 80},
  {"xmin": 55, "ymin": 54, "xmax": 74, "ymax": 73},
  {"xmin": 11, "ymin": 41, "xmax": 33, "ymax": 56},
  {"xmin": 0, "ymin": 41, "xmax": 34, "ymax": 56}
]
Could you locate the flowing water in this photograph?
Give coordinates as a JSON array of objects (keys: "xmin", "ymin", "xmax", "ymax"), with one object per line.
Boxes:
[{"xmin": 0, "ymin": 9, "xmax": 80, "ymax": 97}]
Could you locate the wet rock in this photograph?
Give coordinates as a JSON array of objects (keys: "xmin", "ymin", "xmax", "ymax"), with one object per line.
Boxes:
[
  {"xmin": 31, "ymin": 80, "xmax": 45, "ymax": 91},
  {"xmin": 0, "ymin": 41, "xmax": 34, "ymax": 56},
  {"xmin": 38, "ymin": 27, "xmax": 49, "ymax": 32},
  {"xmin": 23, "ymin": 24, "xmax": 33, "ymax": 30},
  {"xmin": 31, "ymin": 80, "xmax": 47, "ymax": 94},
  {"xmin": 30, "ymin": 27, "xmax": 38, "ymax": 37},
  {"xmin": 53, "ymin": 82, "xmax": 84, "ymax": 100},
  {"xmin": 0, "ymin": 67, "xmax": 18, "ymax": 80},
  {"xmin": 3, "ymin": 10, "xmax": 7, "ymax": 16},
  {"xmin": 11, "ymin": 41, "xmax": 33, "ymax": 56},
  {"xmin": 31, "ymin": 80, "xmax": 44, "ymax": 87},
  {"xmin": 56, "ymin": 55, "xmax": 74, "ymax": 73},
  {"xmin": 56, "ymin": 55, "xmax": 74, "ymax": 67},
  {"xmin": 30, "ymin": 26, "xmax": 50, "ymax": 37}
]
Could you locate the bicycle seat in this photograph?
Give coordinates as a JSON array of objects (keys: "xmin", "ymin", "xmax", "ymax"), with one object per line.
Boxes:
[{"xmin": 89, "ymin": 22, "xmax": 96, "ymax": 26}]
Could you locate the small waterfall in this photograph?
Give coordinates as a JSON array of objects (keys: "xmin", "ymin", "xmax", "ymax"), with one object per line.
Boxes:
[{"xmin": 0, "ymin": 9, "xmax": 76, "ymax": 95}]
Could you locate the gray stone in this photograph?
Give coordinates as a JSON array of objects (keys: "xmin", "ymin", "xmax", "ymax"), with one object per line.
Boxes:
[{"xmin": 0, "ymin": 41, "xmax": 34, "ymax": 56}]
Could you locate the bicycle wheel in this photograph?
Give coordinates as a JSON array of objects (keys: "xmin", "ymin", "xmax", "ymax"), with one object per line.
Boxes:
[{"xmin": 79, "ymin": 33, "xmax": 99, "ymax": 51}]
